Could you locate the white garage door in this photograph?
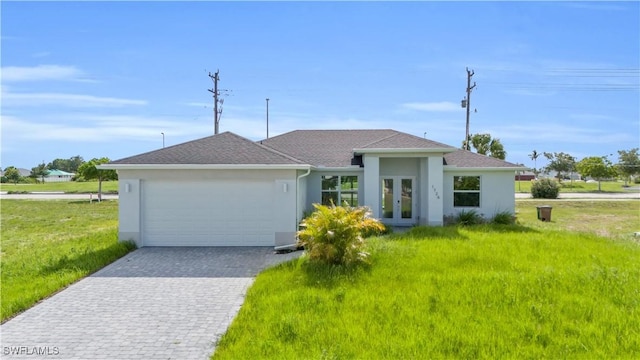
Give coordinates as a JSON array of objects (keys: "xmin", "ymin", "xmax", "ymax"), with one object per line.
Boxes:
[{"xmin": 142, "ymin": 180, "xmax": 275, "ymax": 246}]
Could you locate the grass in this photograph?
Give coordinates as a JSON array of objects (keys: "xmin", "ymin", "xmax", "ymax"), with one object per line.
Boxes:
[
  {"xmin": 0, "ymin": 180, "xmax": 119, "ymax": 194},
  {"xmin": 0, "ymin": 200, "xmax": 135, "ymax": 322},
  {"xmin": 515, "ymin": 179, "xmax": 637, "ymax": 193},
  {"xmin": 515, "ymin": 200, "xmax": 639, "ymax": 240},
  {"xmin": 213, "ymin": 202, "xmax": 640, "ymax": 359}
]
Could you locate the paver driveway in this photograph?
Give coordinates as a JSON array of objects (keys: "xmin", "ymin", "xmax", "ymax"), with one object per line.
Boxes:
[{"xmin": 1, "ymin": 247, "xmax": 301, "ymax": 360}]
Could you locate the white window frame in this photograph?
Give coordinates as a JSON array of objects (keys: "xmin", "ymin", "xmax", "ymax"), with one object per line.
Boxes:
[
  {"xmin": 453, "ymin": 175, "xmax": 481, "ymax": 208},
  {"xmin": 321, "ymin": 175, "xmax": 359, "ymax": 206}
]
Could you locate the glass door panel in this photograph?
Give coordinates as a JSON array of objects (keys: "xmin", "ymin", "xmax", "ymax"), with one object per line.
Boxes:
[
  {"xmin": 382, "ymin": 178, "xmax": 394, "ymax": 219},
  {"xmin": 401, "ymin": 178, "xmax": 413, "ymax": 219}
]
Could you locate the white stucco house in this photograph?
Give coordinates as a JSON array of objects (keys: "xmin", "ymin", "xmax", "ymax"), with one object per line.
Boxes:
[
  {"xmin": 44, "ymin": 169, "xmax": 75, "ymax": 182},
  {"xmin": 100, "ymin": 130, "xmax": 524, "ymax": 248}
]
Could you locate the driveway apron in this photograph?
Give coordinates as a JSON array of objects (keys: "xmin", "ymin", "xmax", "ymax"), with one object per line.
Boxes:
[{"xmin": 1, "ymin": 247, "xmax": 301, "ymax": 360}]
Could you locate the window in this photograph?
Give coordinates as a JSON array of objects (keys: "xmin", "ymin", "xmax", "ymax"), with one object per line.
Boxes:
[
  {"xmin": 453, "ymin": 176, "xmax": 480, "ymax": 207},
  {"xmin": 321, "ymin": 175, "xmax": 358, "ymax": 206}
]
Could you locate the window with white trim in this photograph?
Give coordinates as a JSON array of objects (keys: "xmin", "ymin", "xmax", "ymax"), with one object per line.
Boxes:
[
  {"xmin": 453, "ymin": 176, "xmax": 480, "ymax": 207},
  {"xmin": 321, "ymin": 175, "xmax": 359, "ymax": 206}
]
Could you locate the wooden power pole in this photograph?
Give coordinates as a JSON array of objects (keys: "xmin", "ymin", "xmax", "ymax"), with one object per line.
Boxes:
[{"xmin": 462, "ymin": 68, "xmax": 476, "ymax": 150}]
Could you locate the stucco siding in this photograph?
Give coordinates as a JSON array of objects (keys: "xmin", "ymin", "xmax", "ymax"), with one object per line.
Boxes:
[
  {"xmin": 443, "ymin": 170, "xmax": 516, "ymax": 220},
  {"xmin": 116, "ymin": 168, "xmax": 298, "ymax": 247}
]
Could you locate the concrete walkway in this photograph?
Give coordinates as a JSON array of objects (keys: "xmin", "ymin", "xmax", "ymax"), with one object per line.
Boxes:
[{"xmin": 1, "ymin": 247, "xmax": 302, "ymax": 360}]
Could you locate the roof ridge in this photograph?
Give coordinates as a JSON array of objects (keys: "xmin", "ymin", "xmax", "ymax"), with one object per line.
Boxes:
[
  {"xmin": 219, "ymin": 132, "xmax": 308, "ymax": 164},
  {"xmin": 254, "ymin": 140, "xmax": 307, "ymax": 164},
  {"xmin": 358, "ymin": 130, "xmax": 401, "ymax": 148}
]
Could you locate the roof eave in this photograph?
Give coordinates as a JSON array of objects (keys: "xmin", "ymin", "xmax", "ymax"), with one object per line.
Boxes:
[
  {"xmin": 444, "ymin": 166, "xmax": 528, "ymax": 172},
  {"xmin": 98, "ymin": 164, "xmax": 312, "ymax": 171}
]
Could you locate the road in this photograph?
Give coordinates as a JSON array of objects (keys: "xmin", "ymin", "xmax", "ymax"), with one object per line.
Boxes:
[
  {"xmin": 516, "ymin": 192, "xmax": 639, "ymax": 200},
  {"xmin": 2, "ymin": 192, "xmax": 638, "ymax": 200}
]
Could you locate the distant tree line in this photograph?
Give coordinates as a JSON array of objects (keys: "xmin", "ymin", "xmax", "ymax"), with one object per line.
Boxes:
[
  {"xmin": 460, "ymin": 133, "xmax": 639, "ymax": 190},
  {"xmin": 526, "ymin": 148, "xmax": 640, "ymax": 191},
  {"xmin": 1, "ymin": 156, "xmax": 117, "ymax": 184}
]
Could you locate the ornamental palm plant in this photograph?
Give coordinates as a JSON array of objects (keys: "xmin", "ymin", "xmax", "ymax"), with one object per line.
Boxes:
[{"xmin": 297, "ymin": 203, "xmax": 385, "ymax": 266}]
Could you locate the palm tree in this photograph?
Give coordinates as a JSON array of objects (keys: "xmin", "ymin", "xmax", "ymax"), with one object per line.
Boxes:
[{"xmin": 529, "ymin": 150, "xmax": 540, "ymax": 177}]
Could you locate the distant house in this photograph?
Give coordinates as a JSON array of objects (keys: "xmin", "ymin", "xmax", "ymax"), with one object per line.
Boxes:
[
  {"xmin": 44, "ymin": 169, "xmax": 75, "ymax": 182},
  {"xmin": 0, "ymin": 168, "xmax": 32, "ymax": 177},
  {"xmin": 515, "ymin": 171, "xmax": 535, "ymax": 181},
  {"xmin": 100, "ymin": 129, "xmax": 525, "ymax": 248}
]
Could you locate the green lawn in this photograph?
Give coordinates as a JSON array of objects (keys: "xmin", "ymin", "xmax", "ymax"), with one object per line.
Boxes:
[
  {"xmin": 0, "ymin": 200, "xmax": 134, "ymax": 322},
  {"xmin": 0, "ymin": 180, "xmax": 119, "ymax": 194},
  {"xmin": 515, "ymin": 179, "xmax": 636, "ymax": 193},
  {"xmin": 516, "ymin": 200, "xmax": 639, "ymax": 240},
  {"xmin": 214, "ymin": 201, "xmax": 640, "ymax": 359}
]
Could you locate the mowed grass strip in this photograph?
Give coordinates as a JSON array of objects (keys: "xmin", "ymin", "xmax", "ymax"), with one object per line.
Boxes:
[
  {"xmin": 0, "ymin": 180, "xmax": 119, "ymax": 194},
  {"xmin": 214, "ymin": 226, "xmax": 639, "ymax": 358},
  {"xmin": 1, "ymin": 200, "xmax": 134, "ymax": 322},
  {"xmin": 516, "ymin": 200, "xmax": 639, "ymax": 240}
]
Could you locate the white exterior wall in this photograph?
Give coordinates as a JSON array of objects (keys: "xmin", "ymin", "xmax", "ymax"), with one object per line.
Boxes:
[
  {"xmin": 118, "ymin": 178, "xmax": 141, "ymax": 245},
  {"xmin": 117, "ymin": 168, "xmax": 298, "ymax": 247},
  {"xmin": 443, "ymin": 169, "xmax": 516, "ymax": 220},
  {"xmin": 363, "ymin": 155, "xmax": 380, "ymax": 218},
  {"xmin": 426, "ymin": 156, "xmax": 444, "ymax": 226},
  {"xmin": 43, "ymin": 175, "xmax": 73, "ymax": 182}
]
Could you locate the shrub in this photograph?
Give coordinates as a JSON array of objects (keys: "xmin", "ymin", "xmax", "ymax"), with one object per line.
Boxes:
[
  {"xmin": 531, "ymin": 178, "xmax": 560, "ymax": 199},
  {"xmin": 491, "ymin": 211, "xmax": 515, "ymax": 225},
  {"xmin": 454, "ymin": 209, "xmax": 483, "ymax": 226},
  {"xmin": 297, "ymin": 203, "xmax": 385, "ymax": 266}
]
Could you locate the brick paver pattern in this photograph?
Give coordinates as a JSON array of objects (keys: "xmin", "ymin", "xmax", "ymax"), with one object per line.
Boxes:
[{"xmin": 1, "ymin": 247, "xmax": 301, "ymax": 360}]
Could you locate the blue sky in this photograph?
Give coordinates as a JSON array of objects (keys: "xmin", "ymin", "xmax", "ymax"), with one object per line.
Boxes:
[{"xmin": 2, "ymin": 1, "xmax": 639, "ymax": 170}]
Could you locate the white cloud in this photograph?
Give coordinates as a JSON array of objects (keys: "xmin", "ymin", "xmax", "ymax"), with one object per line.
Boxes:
[
  {"xmin": 1, "ymin": 114, "xmax": 209, "ymax": 143},
  {"xmin": 2, "ymin": 92, "xmax": 147, "ymax": 107},
  {"xmin": 1, "ymin": 65, "xmax": 86, "ymax": 82},
  {"xmin": 401, "ymin": 101, "xmax": 462, "ymax": 112}
]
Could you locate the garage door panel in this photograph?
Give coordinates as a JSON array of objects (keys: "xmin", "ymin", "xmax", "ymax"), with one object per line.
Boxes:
[{"xmin": 142, "ymin": 180, "xmax": 275, "ymax": 246}]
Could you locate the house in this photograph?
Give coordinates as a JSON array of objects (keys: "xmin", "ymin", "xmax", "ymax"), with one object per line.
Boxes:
[
  {"xmin": 515, "ymin": 170, "xmax": 535, "ymax": 181},
  {"xmin": 99, "ymin": 130, "xmax": 524, "ymax": 248},
  {"xmin": 44, "ymin": 169, "xmax": 75, "ymax": 182}
]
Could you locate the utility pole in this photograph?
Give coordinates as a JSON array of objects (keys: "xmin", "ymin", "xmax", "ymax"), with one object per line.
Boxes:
[
  {"xmin": 266, "ymin": 98, "xmax": 270, "ymax": 139},
  {"xmin": 461, "ymin": 67, "xmax": 476, "ymax": 150},
  {"xmin": 208, "ymin": 70, "xmax": 221, "ymax": 134}
]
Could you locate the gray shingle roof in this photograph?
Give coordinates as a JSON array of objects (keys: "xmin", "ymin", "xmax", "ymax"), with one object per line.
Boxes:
[
  {"xmin": 109, "ymin": 132, "xmax": 305, "ymax": 165},
  {"xmin": 444, "ymin": 150, "xmax": 521, "ymax": 168},
  {"xmin": 108, "ymin": 129, "xmax": 523, "ymax": 169},
  {"xmin": 260, "ymin": 129, "xmax": 455, "ymax": 167}
]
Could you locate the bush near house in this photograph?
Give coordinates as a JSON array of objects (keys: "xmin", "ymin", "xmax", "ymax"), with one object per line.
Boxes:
[{"xmin": 297, "ymin": 203, "xmax": 385, "ymax": 266}]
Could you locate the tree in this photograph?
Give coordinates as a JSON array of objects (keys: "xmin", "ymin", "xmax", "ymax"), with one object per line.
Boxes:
[
  {"xmin": 576, "ymin": 156, "xmax": 617, "ymax": 192},
  {"xmin": 77, "ymin": 157, "xmax": 117, "ymax": 201},
  {"xmin": 464, "ymin": 133, "xmax": 507, "ymax": 160},
  {"xmin": 617, "ymin": 148, "xmax": 640, "ymax": 186},
  {"xmin": 47, "ymin": 155, "xmax": 84, "ymax": 173},
  {"xmin": 3, "ymin": 166, "xmax": 22, "ymax": 184},
  {"xmin": 543, "ymin": 152, "xmax": 576, "ymax": 182},
  {"xmin": 30, "ymin": 162, "xmax": 49, "ymax": 183},
  {"xmin": 529, "ymin": 150, "xmax": 540, "ymax": 177}
]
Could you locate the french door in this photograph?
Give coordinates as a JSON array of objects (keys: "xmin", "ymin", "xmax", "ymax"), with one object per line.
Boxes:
[{"xmin": 381, "ymin": 177, "xmax": 415, "ymax": 225}]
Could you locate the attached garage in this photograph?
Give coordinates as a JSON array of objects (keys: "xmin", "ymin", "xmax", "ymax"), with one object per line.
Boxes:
[
  {"xmin": 100, "ymin": 132, "xmax": 309, "ymax": 248},
  {"xmin": 141, "ymin": 180, "xmax": 275, "ymax": 246}
]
